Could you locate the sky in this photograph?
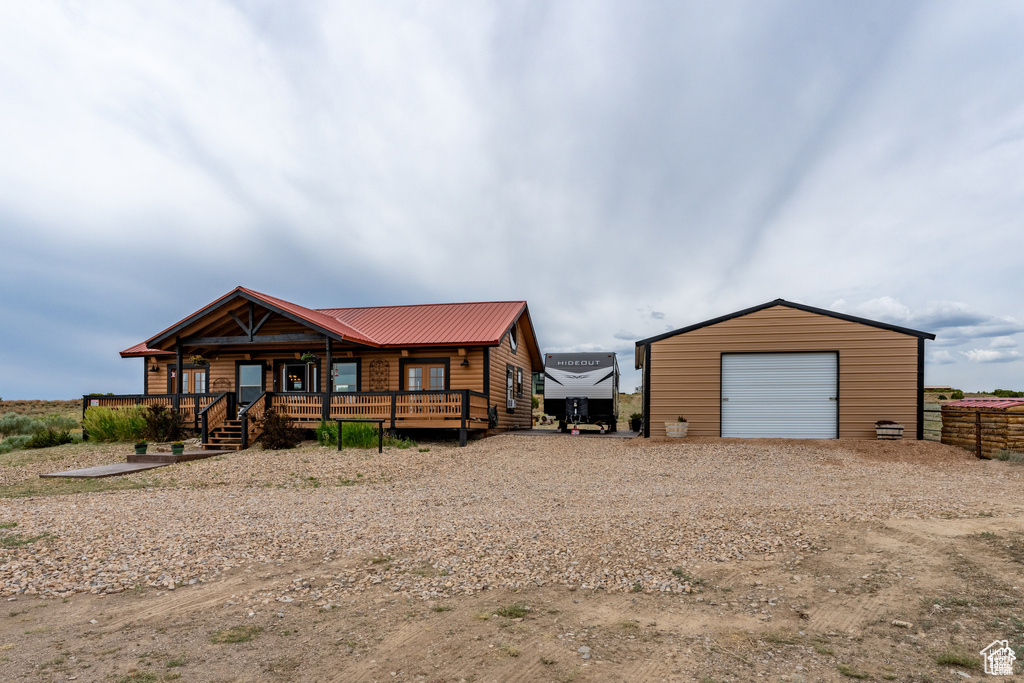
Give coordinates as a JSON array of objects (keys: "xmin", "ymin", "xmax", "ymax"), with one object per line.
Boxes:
[{"xmin": 1, "ymin": 0, "xmax": 1023, "ymax": 399}]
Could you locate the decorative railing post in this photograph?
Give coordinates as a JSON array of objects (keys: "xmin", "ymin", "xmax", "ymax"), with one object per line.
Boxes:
[
  {"xmin": 240, "ymin": 412, "xmax": 248, "ymax": 450},
  {"xmin": 390, "ymin": 392, "xmax": 397, "ymax": 432},
  {"xmin": 460, "ymin": 389, "xmax": 469, "ymax": 447}
]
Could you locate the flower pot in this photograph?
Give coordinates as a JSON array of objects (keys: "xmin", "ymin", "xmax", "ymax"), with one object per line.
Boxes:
[
  {"xmin": 876, "ymin": 424, "xmax": 904, "ymax": 440},
  {"xmin": 171, "ymin": 445, "xmax": 185, "ymax": 455},
  {"xmin": 664, "ymin": 421, "xmax": 688, "ymax": 437},
  {"xmin": 134, "ymin": 444, "xmax": 148, "ymax": 455},
  {"xmin": 629, "ymin": 417, "xmax": 642, "ymax": 432}
]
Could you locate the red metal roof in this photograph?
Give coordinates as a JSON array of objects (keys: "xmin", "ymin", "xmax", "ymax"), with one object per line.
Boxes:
[
  {"xmin": 317, "ymin": 301, "xmax": 526, "ymax": 346},
  {"xmin": 120, "ymin": 287, "xmax": 531, "ymax": 356},
  {"xmin": 120, "ymin": 342, "xmax": 174, "ymax": 358},
  {"xmin": 237, "ymin": 287, "xmax": 378, "ymax": 346},
  {"xmin": 944, "ymin": 399, "xmax": 1024, "ymax": 409}
]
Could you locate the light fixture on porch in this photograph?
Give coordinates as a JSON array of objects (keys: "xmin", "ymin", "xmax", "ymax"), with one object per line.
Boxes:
[
  {"xmin": 149, "ymin": 364, "xmax": 159, "ymax": 373},
  {"xmin": 460, "ymin": 357, "xmax": 469, "ymax": 367}
]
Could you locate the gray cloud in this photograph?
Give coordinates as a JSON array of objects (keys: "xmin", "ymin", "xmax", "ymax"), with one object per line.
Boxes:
[
  {"xmin": 962, "ymin": 349, "xmax": 1022, "ymax": 364},
  {"xmin": 1, "ymin": 1, "xmax": 1024, "ymax": 397}
]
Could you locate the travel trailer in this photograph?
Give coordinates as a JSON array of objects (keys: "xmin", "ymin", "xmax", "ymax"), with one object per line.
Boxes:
[{"xmin": 543, "ymin": 352, "xmax": 619, "ymax": 432}]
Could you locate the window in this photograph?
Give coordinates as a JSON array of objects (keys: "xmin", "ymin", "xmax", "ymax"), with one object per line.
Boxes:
[
  {"xmin": 181, "ymin": 372, "xmax": 190, "ymax": 394},
  {"xmin": 332, "ymin": 362, "xmax": 357, "ymax": 392},
  {"xmin": 509, "ymin": 324, "xmax": 518, "ymax": 353},
  {"xmin": 284, "ymin": 364, "xmax": 306, "ymax": 392},
  {"xmin": 402, "ymin": 359, "xmax": 448, "ymax": 391},
  {"xmin": 238, "ymin": 364, "xmax": 263, "ymax": 404},
  {"xmin": 516, "ymin": 367, "xmax": 523, "ymax": 398},
  {"xmin": 195, "ymin": 371, "xmax": 206, "ymax": 394},
  {"xmin": 506, "ymin": 364, "xmax": 515, "ymax": 412}
]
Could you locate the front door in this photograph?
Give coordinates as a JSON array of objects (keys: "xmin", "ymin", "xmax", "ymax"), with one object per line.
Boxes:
[
  {"xmin": 238, "ymin": 364, "xmax": 264, "ymax": 405},
  {"xmin": 282, "ymin": 363, "xmax": 315, "ymax": 392},
  {"xmin": 167, "ymin": 367, "xmax": 207, "ymax": 394}
]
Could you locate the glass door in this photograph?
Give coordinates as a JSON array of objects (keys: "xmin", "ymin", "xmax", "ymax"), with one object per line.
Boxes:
[{"xmin": 238, "ymin": 364, "xmax": 263, "ymax": 405}]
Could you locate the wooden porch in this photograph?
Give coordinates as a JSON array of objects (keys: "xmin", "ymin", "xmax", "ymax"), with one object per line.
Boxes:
[{"xmin": 83, "ymin": 390, "xmax": 490, "ymax": 449}]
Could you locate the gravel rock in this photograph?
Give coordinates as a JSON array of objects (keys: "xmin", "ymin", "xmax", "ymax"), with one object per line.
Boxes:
[{"xmin": 1, "ymin": 436, "xmax": 1020, "ymax": 600}]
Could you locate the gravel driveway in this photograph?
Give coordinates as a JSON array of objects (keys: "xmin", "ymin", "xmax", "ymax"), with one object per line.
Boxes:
[{"xmin": 2, "ymin": 435, "xmax": 1021, "ymax": 601}]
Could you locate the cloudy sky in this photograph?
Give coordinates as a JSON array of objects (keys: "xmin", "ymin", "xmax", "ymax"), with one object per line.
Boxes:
[{"xmin": 1, "ymin": 0, "xmax": 1022, "ymax": 399}]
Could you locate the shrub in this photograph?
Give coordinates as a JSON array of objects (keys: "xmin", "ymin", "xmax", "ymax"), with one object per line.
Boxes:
[
  {"xmin": 531, "ymin": 395, "xmax": 540, "ymax": 409},
  {"xmin": 630, "ymin": 412, "xmax": 642, "ymax": 420},
  {"xmin": 0, "ymin": 435, "xmax": 33, "ymax": 455},
  {"xmin": 255, "ymin": 410, "xmax": 303, "ymax": 450},
  {"xmin": 0, "ymin": 413, "xmax": 35, "ymax": 437},
  {"xmin": 27, "ymin": 430, "xmax": 76, "ymax": 449},
  {"xmin": 0, "ymin": 413, "xmax": 79, "ymax": 439},
  {"xmin": 82, "ymin": 406, "xmax": 148, "ymax": 442},
  {"xmin": 993, "ymin": 388, "xmax": 1024, "ymax": 398},
  {"xmin": 939, "ymin": 394, "xmax": 947, "ymax": 400},
  {"xmin": 143, "ymin": 405, "xmax": 183, "ymax": 442},
  {"xmin": 994, "ymin": 450, "xmax": 1024, "ymax": 463},
  {"xmin": 951, "ymin": 389, "xmax": 964, "ymax": 400}
]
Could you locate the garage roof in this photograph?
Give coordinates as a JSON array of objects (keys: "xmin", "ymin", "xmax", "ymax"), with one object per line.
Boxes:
[{"xmin": 634, "ymin": 299, "xmax": 936, "ymax": 368}]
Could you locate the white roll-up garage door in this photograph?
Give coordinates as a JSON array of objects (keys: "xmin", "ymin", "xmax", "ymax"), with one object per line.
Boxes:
[{"xmin": 721, "ymin": 353, "xmax": 838, "ymax": 438}]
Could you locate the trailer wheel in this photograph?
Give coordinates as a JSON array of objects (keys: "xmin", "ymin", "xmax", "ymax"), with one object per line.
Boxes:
[{"xmin": 609, "ymin": 419, "xmax": 617, "ymax": 433}]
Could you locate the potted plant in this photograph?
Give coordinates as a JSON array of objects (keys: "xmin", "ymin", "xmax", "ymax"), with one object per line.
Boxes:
[
  {"xmin": 171, "ymin": 441, "xmax": 185, "ymax": 455},
  {"xmin": 629, "ymin": 412, "xmax": 643, "ymax": 432},
  {"xmin": 664, "ymin": 416, "xmax": 688, "ymax": 437},
  {"xmin": 300, "ymin": 352, "xmax": 319, "ymax": 365},
  {"xmin": 189, "ymin": 355, "xmax": 207, "ymax": 367},
  {"xmin": 134, "ymin": 441, "xmax": 148, "ymax": 455},
  {"xmin": 875, "ymin": 420, "xmax": 904, "ymax": 440}
]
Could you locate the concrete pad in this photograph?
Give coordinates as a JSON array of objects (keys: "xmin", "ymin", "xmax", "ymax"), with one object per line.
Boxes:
[{"xmin": 40, "ymin": 462, "xmax": 168, "ymax": 479}]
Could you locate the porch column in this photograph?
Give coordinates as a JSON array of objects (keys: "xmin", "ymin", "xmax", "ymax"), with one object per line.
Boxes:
[
  {"xmin": 174, "ymin": 339, "xmax": 183, "ymax": 411},
  {"xmin": 323, "ymin": 338, "xmax": 332, "ymax": 422}
]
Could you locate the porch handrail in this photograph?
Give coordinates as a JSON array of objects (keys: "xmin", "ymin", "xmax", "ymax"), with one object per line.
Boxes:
[
  {"xmin": 238, "ymin": 391, "xmax": 272, "ymax": 449},
  {"xmin": 199, "ymin": 392, "xmax": 232, "ymax": 443}
]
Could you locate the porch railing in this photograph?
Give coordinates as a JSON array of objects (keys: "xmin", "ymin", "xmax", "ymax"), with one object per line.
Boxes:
[
  {"xmin": 271, "ymin": 390, "xmax": 488, "ymax": 446},
  {"xmin": 81, "ymin": 393, "xmax": 220, "ymax": 440},
  {"xmin": 83, "ymin": 390, "xmax": 490, "ymax": 447},
  {"xmin": 199, "ymin": 392, "xmax": 234, "ymax": 443},
  {"xmin": 238, "ymin": 392, "xmax": 270, "ymax": 449}
]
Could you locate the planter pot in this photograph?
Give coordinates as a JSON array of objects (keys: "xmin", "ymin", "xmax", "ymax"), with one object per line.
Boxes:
[
  {"xmin": 134, "ymin": 445, "xmax": 148, "ymax": 455},
  {"xmin": 629, "ymin": 418, "xmax": 642, "ymax": 432},
  {"xmin": 875, "ymin": 424, "xmax": 904, "ymax": 440},
  {"xmin": 664, "ymin": 422, "xmax": 688, "ymax": 438},
  {"xmin": 171, "ymin": 445, "xmax": 185, "ymax": 455}
]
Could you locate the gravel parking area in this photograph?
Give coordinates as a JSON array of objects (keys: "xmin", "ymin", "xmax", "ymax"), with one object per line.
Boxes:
[{"xmin": 2, "ymin": 435, "xmax": 1021, "ymax": 602}]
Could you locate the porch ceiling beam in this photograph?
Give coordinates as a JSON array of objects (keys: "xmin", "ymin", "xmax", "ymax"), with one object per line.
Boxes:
[{"xmin": 183, "ymin": 333, "xmax": 328, "ymax": 345}]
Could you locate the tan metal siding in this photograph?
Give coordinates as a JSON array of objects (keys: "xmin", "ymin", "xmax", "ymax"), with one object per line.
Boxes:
[{"xmin": 648, "ymin": 306, "xmax": 920, "ymax": 438}]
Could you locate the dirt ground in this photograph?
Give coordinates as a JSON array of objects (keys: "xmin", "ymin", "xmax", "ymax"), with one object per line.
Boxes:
[{"xmin": 2, "ymin": 436, "xmax": 1023, "ymax": 682}]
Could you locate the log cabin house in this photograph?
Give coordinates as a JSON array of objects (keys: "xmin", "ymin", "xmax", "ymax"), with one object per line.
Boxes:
[{"xmin": 85, "ymin": 287, "xmax": 541, "ymax": 448}]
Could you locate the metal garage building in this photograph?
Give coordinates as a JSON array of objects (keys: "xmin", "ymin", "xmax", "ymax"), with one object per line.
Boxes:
[{"xmin": 635, "ymin": 299, "xmax": 935, "ymax": 439}]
